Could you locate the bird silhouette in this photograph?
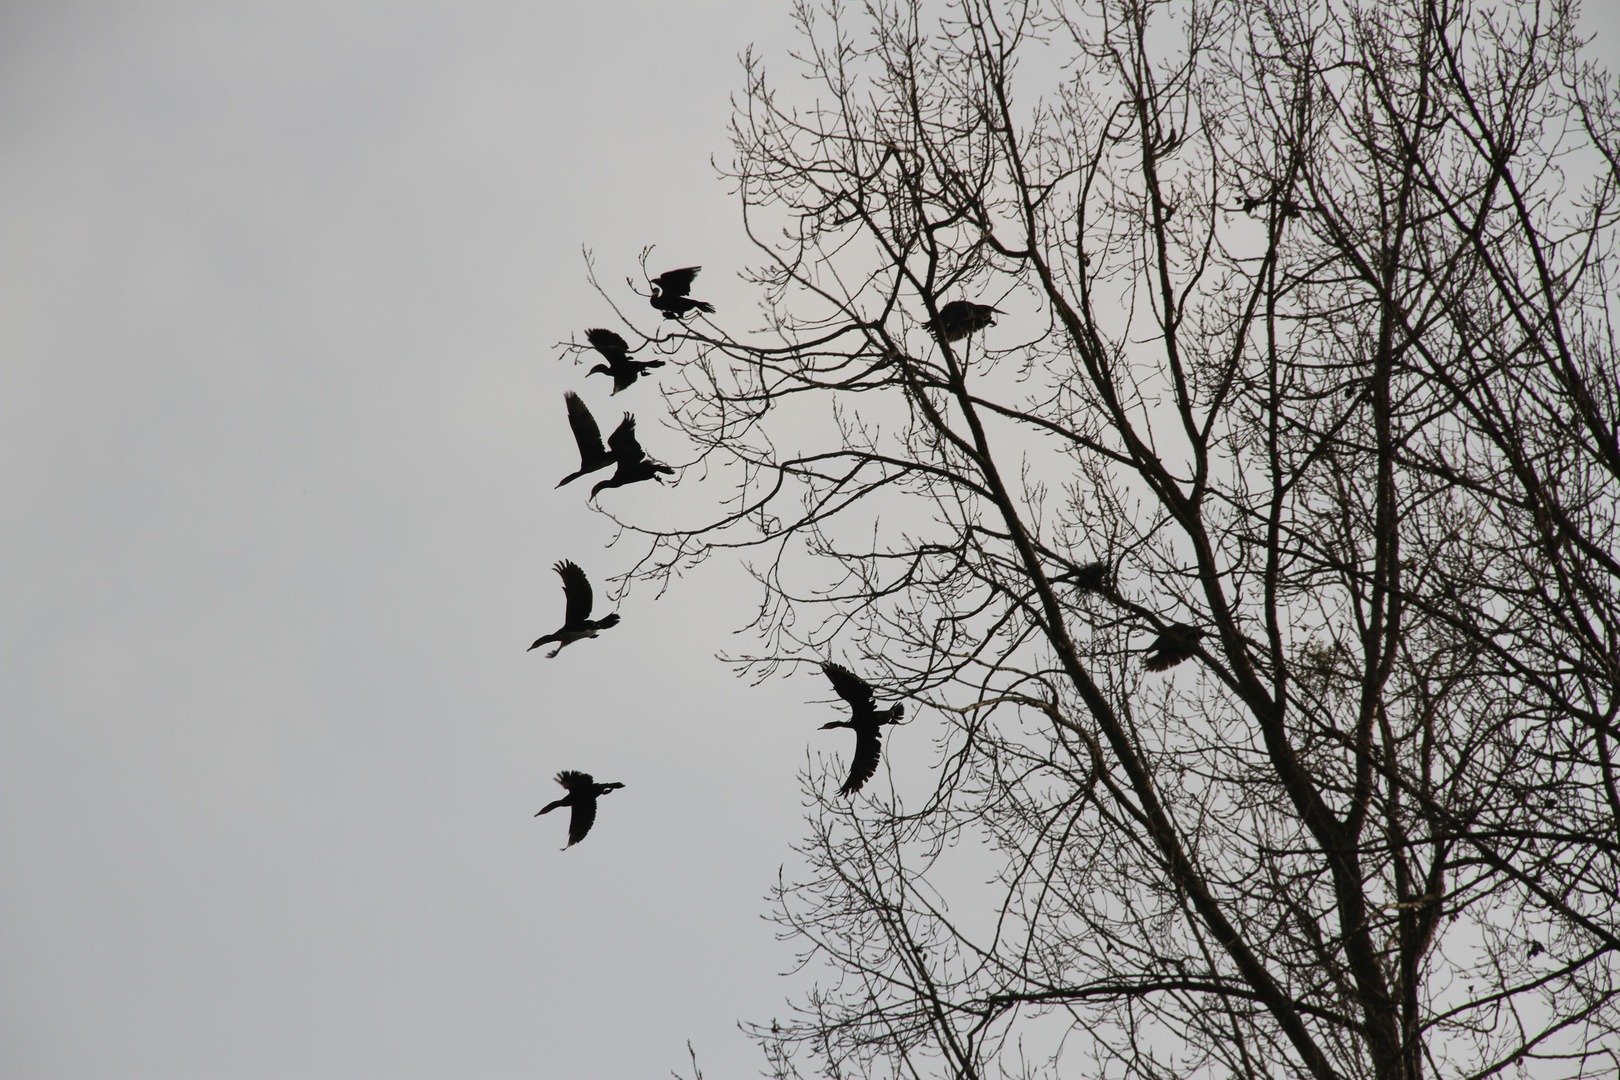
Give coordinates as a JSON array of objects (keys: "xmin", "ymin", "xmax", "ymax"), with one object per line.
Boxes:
[
  {"xmin": 529, "ymin": 561, "xmax": 620, "ymax": 657},
  {"xmin": 818, "ymin": 662, "xmax": 905, "ymax": 796},
  {"xmin": 535, "ymin": 770, "xmax": 625, "ymax": 848},
  {"xmin": 648, "ymin": 267, "xmax": 715, "ymax": 319},
  {"xmin": 585, "ymin": 328, "xmax": 665, "ymax": 394},
  {"xmin": 556, "ymin": 392, "xmax": 617, "ymax": 488},
  {"xmin": 590, "ymin": 414, "xmax": 674, "ymax": 497},
  {"xmin": 923, "ymin": 300, "xmax": 1002, "ymax": 342},
  {"xmin": 1142, "ymin": 623, "xmax": 1205, "ymax": 671}
]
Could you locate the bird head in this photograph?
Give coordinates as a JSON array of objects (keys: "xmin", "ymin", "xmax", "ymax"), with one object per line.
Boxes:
[{"xmin": 589, "ymin": 363, "xmax": 612, "ymax": 378}]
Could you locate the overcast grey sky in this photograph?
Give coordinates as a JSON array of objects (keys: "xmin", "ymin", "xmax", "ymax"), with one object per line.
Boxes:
[
  {"xmin": 7, "ymin": 3, "xmax": 1620, "ymax": 1079},
  {"xmin": 0, "ymin": 3, "xmax": 825, "ymax": 1078}
]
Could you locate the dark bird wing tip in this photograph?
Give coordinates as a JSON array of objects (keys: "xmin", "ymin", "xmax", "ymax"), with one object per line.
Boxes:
[
  {"xmin": 653, "ymin": 266, "xmax": 703, "ymax": 294},
  {"xmin": 556, "ymin": 562, "xmax": 595, "ymax": 625},
  {"xmin": 567, "ymin": 798, "xmax": 598, "ymax": 846},
  {"xmin": 821, "ymin": 661, "xmax": 876, "ymax": 707}
]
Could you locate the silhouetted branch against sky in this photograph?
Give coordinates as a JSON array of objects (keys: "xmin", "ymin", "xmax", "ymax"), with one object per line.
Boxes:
[{"xmin": 590, "ymin": 0, "xmax": 1620, "ymax": 1077}]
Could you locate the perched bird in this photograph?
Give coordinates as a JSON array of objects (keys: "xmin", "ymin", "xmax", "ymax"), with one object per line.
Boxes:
[
  {"xmin": 648, "ymin": 267, "xmax": 715, "ymax": 320},
  {"xmin": 528, "ymin": 561, "xmax": 620, "ymax": 657},
  {"xmin": 923, "ymin": 300, "xmax": 1002, "ymax": 342},
  {"xmin": 535, "ymin": 770, "xmax": 625, "ymax": 848},
  {"xmin": 1142, "ymin": 623, "xmax": 1205, "ymax": 671},
  {"xmin": 590, "ymin": 414, "xmax": 674, "ymax": 497},
  {"xmin": 556, "ymin": 392, "xmax": 616, "ymax": 488},
  {"xmin": 585, "ymin": 328, "xmax": 665, "ymax": 394},
  {"xmin": 818, "ymin": 661, "xmax": 905, "ymax": 796}
]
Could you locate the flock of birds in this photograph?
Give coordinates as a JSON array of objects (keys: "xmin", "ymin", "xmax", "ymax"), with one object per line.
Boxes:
[{"xmin": 530, "ymin": 275, "xmax": 1206, "ymax": 847}]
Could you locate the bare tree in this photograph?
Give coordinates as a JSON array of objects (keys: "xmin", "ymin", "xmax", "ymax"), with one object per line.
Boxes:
[{"xmin": 593, "ymin": 0, "xmax": 1620, "ymax": 1077}]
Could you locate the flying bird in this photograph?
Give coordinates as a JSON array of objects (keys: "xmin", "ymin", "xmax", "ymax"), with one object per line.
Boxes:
[
  {"xmin": 923, "ymin": 300, "xmax": 1002, "ymax": 342},
  {"xmin": 585, "ymin": 328, "xmax": 665, "ymax": 394},
  {"xmin": 648, "ymin": 267, "xmax": 715, "ymax": 320},
  {"xmin": 818, "ymin": 661, "xmax": 905, "ymax": 796},
  {"xmin": 556, "ymin": 392, "xmax": 616, "ymax": 488},
  {"xmin": 590, "ymin": 414, "xmax": 675, "ymax": 497},
  {"xmin": 1142, "ymin": 623, "xmax": 1205, "ymax": 671},
  {"xmin": 528, "ymin": 561, "xmax": 620, "ymax": 657},
  {"xmin": 535, "ymin": 770, "xmax": 625, "ymax": 848}
]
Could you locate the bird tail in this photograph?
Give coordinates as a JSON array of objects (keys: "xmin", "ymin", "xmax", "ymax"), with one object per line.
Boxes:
[
  {"xmin": 596, "ymin": 613, "xmax": 621, "ymax": 630},
  {"xmin": 885, "ymin": 704, "xmax": 905, "ymax": 724},
  {"xmin": 694, "ymin": 301, "xmax": 716, "ymax": 314}
]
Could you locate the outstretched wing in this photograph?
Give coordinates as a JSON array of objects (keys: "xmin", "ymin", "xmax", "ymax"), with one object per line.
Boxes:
[
  {"xmin": 839, "ymin": 726, "xmax": 883, "ymax": 796},
  {"xmin": 1141, "ymin": 646, "xmax": 1178, "ymax": 672},
  {"xmin": 586, "ymin": 328, "xmax": 629, "ymax": 361},
  {"xmin": 653, "ymin": 266, "xmax": 701, "ymax": 297},
  {"xmin": 564, "ymin": 392, "xmax": 605, "ymax": 460},
  {"xmin": 554, "ymin": 561, "xmax": 594, "ymax": 627},
  {"xmin": 607, "ymin": 414, "xmax": 645, "ymax": 462},
  {"xmin": 821, "ymin": 662, "xmax": 876, "ymax": 710},
  {"xmin": 1142, "ymin": 626, "xmax": 1200, "ymax": 671},
  {"xmin": 566, "ymin": 797, "xmax": 598, "ymax": 846},
  {"xmin": 554, "ymin": 769, "xmax": 594, "ymax": 794}
]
